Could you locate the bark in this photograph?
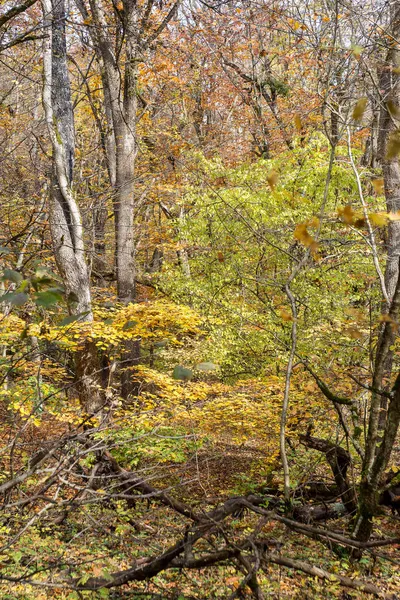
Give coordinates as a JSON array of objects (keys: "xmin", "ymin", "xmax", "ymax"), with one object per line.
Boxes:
[
  {"xmin": 355, "ymin": 4, "xmax": 400, "ymax": 538},
  {"xmin": 83, "ymin": 0, "xmax": 139, "ymax": 302},
  {"xmin": 378, "ymin": 3, "xmax": 400, "ymax": 304},
  {"xmin": 354, "ymin": 270, "xmax": 400, "ymax": 543},
  {"xmin": 280, "ymin": 283, "xmax": 296, "ymax": 505},
  {"xmin": 43, "ymin": 0, "xmax": 90, "ymax": 314},
  {"xmin": 41, "ymin": 0, "xmax": 104, "ymax": 414},
  {"xmin": 374, "ymin": 1, "xmax": 400, "ymax": 432}
]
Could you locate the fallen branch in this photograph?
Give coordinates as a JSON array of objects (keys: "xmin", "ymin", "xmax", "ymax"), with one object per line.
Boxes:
[
  {"xmin": 265, "ymin": 554, "xmax": 387, "ymax": 598},
  {"xmin": 299, "ymin": 434, "xmax": 357, "ymax": 514}
]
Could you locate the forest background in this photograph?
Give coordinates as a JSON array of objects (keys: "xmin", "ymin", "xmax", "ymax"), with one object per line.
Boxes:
[{"xmin": 1, "ymin": 0, "xmax": 400, "ymax": 597}]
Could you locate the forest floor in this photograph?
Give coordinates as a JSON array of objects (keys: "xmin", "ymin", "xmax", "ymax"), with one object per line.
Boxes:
[{"xmin": 1, "ymin": 417, "xmax": 400, "ymax": 600}]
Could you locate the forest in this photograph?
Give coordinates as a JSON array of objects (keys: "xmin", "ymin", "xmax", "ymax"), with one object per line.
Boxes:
[{"xmin": 2, "ymin": 0, "xmax": 400, "ymax": 597}]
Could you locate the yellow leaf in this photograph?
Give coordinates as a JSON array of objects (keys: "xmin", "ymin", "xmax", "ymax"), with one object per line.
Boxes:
[
  {"xmin": 369, "ymin": 212, "xmax": 388, "ymax": 226},
  {"xmin": 352, "ymin": 97, "xmax": 367, "ymax": 121},
  {"xmin": 267, "ymin": 170, "xmax": 278, "ymax": 190},
  {"xmin": 386, "ymin": 129, "xmax": 400, "ymax": 159},
  {"xmin": 387, "ymin": 100, "xmax": 400, "ymax": 119},
  {"xmin": 294, "ymin": 114, "xmax": 302, "ymax": 131},
  {"xmin": 338, "ymin": 205, "xmax": 355, "ymax": 224},
  {"xmin": 344, "ymin": 326, "xmax": 363, "ymax": 339},
  {"xmin": 294, "ymin": 223, "xmax": 319, "ymax": 254},
  {"xmin": 308, "ymin": 216, "xmax": 320, "ymax": 228},
  {"xmin": 372, "ymin": 178, "xmax": 384, "ymax": 195},
  {"xmin": 294, "ymin": 223, "xmax": 309, "ymax": 243},
  {"xmin": 279, "ymin": 310, "xmax": 293, "ymax": 322},
  {"xmin": 379, "ymin": 314, "xmax": 397, "ymax": 325}
]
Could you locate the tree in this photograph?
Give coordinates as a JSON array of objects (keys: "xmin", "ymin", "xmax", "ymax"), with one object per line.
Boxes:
[{"xmin": 41, "ymin": 0, "xmax": 104, "ymax": 413}]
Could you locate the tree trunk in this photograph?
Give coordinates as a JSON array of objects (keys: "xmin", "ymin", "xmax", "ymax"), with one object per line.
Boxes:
[
  {"xmin": 78, "ymin": 0, "xmax": 181, "ymax": 398},
  {"xmin": 354, "ymin": 273, "xmax": 400, "ymax": 543},
  {"xmin": 373, "ymin": 1, "xmax": 400, "ymax": 430},
  {"xmin": 41, "ymin": 0, "xmax": 104, "ymax": 414},
  {"xmin": 378, "ymin": 12, "xmax": 400, "ymax": 303},
  {"xmin": 355, "ymin": 2, "xmax": 400, "ymax": 534}
]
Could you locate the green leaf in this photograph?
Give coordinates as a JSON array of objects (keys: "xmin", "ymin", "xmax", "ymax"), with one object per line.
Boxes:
[
  {"xmin": 11, "ymin": 550, "xmax": 23, "ymax": 564},
  {"xmin": 351, "ymin": 44, "xmax": 363, "ymax": 59},
  {"xmin": 3, "ymin": 268, "xmax": 22, "ymax": 284},
  {"xmin": 20, "ymin": 279, "xmax": 30, "ymax": 292},
  {"xmin": 0, "ymin": 292, "xmax": 28, "ymax": 306},
  {"xmin": 59, "ymin": 311, "xmax": 90, "ymax": 326},
  {"xmin": 196, "ymin": 361, "xmax": 218, "ymax": 371},
  {"xmin": 173, "ymin": 365, "xmax": 193, "ymax": 381},
  {"xmin": 0, "ymin": 247, "xmax": 10, "ymax": 255},
  {"xmin": 34, "ymin": 291, "xmax": 63, "ymax": 307},
  {"xmin": 154, "ymin": 339, "xmax": 168, "ymax": 348},
  {"xmin": 122, "ymin": 320, "xmax": 137, "ymax": 331}
]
